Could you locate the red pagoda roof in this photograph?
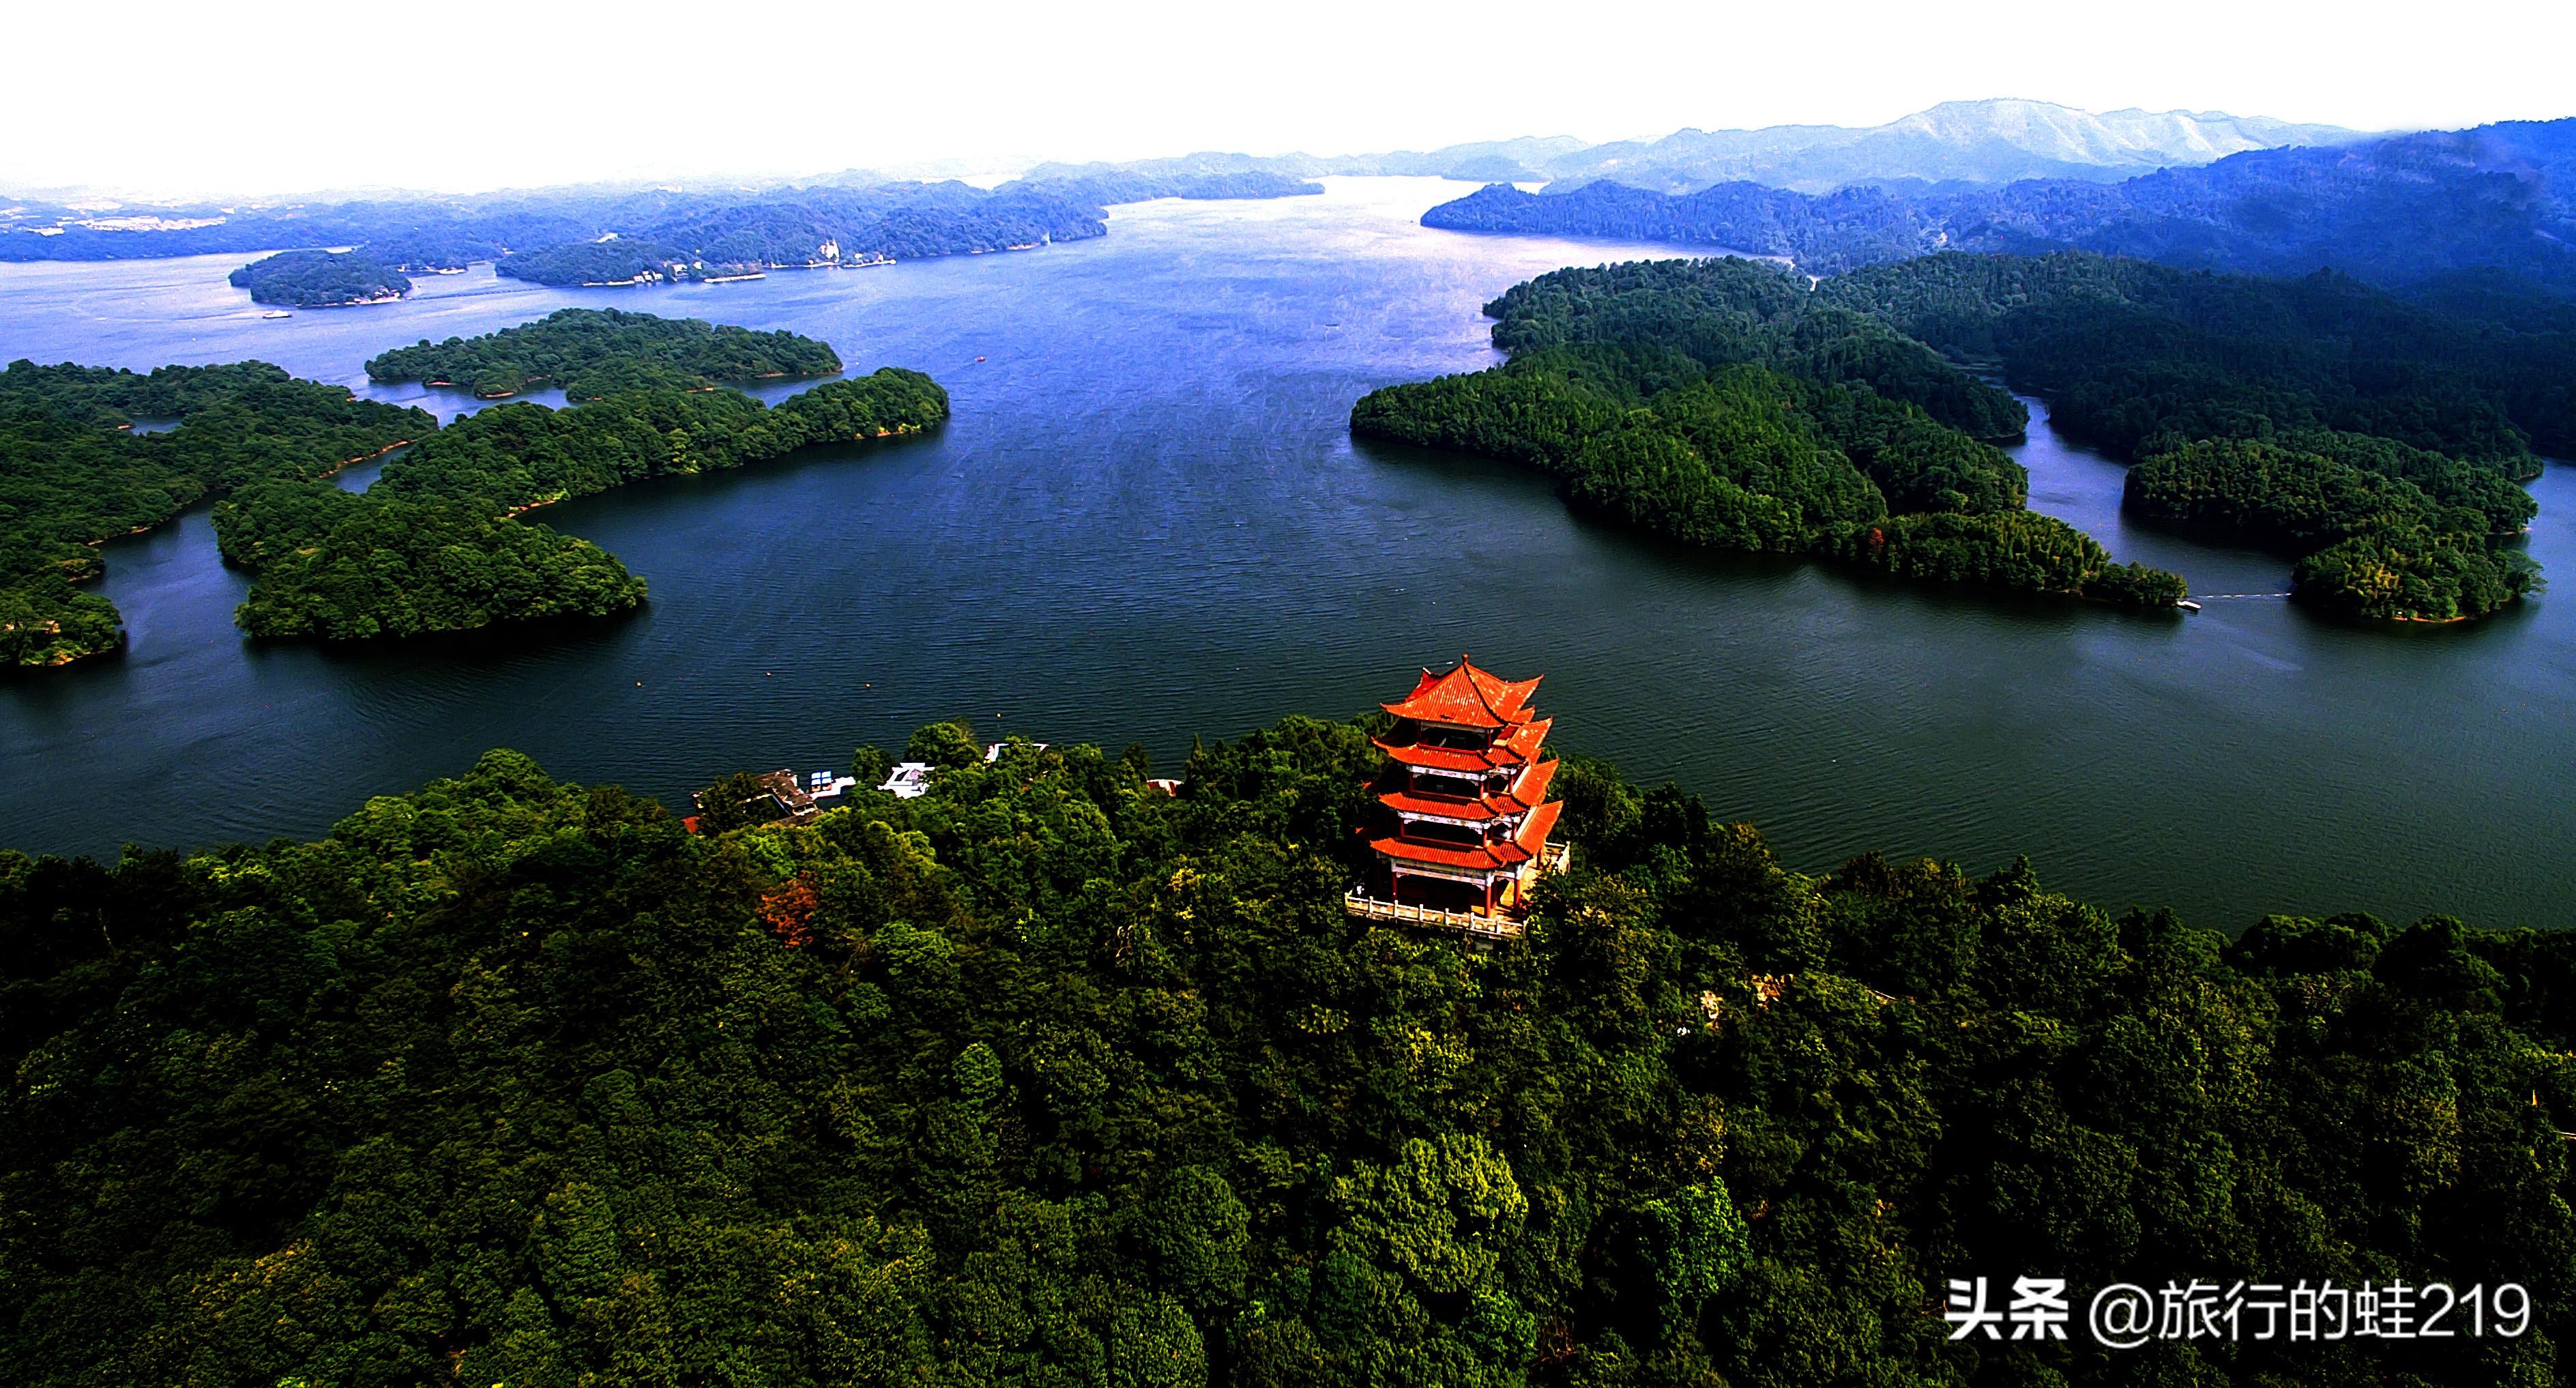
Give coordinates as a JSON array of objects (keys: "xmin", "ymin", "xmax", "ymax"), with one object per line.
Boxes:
[
  {"xmin": 1381, "ymin": 657, "xmax": 1543, "ymax": 730},
  {"xmin": 1371, "ymin": 799, "xmax": 1565, "ymax": 873},
  {"xmin": 1377, "ymin": 758, "xmax": 1559, "ymax": 824},
  {"xmin": 1375, "ymin": 717, "xmax": 1554, "ymax": 773}
]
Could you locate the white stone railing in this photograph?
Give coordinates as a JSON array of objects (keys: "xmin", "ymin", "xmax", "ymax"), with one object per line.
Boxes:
[
  {"xmin": 1343, "ymin": 841, "xmax": 1568, "ymax": 940},
  {"xmin": 1343, "ymin": 890, "xmax": 1525, "ymax": 939}
]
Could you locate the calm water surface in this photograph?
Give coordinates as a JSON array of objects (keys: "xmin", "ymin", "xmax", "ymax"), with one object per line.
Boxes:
[{"xmin": 1, "ymin": 179, "xmax": 2569, "ymax": 930}]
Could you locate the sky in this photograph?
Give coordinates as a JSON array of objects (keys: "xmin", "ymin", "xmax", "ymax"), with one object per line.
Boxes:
[{"xmin": 10, "ymin": 0, "xmax": 2575, "ymax": 199}]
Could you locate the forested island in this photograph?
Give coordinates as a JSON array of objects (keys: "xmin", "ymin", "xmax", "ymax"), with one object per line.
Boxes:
[
  {"xmin": 226, "ymin": 248, "xmax": 413, "ymax": 307},
  {"xmin": 1817, "ymin": 252, "xmax": 2555, "ymax": 620},
  {"xmin": 219, "ymin": 362, "xmax": 949, "ymax": 641},
  {"xmin": 2, "ymin": 317, "xmax": 945, "ymax": 661},
  {"xmin": 366, "ymin": 308, "xmax": 846, "ymax": 399},
  {"xmin": 1353, "ymin": 259, "xmax": 2187, "ymax": 609},
  {"xmin": 0, "ymin": 360, "xmax": 424, "ymax": 666},
  {"xmin": 0, "ymin": 716, "xmax": 2564, "ymax": 1387}
]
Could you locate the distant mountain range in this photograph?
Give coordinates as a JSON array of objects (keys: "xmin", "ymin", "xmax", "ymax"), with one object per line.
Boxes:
[
  {"xmin": 1024, "ymin": 100, "xmax": 2368, "ymax": 194},
  {"xmin": 1420, "ymin": 119, "xmax": 2576, "ymax": 297},
  {"xmin": 1526, "ymin": 100, "xmax": 2366, "ymax": 193},
  {"xmin": 0, "ymin": 173, "xmax": 1327, "ymax": 280}
]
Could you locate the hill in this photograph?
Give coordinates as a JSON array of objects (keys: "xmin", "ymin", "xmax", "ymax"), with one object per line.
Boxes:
[
  {"xmin": 1012, "ymin": 100, "xmax": 2356, "ymax": 191},
  {"xmin": 0, "ymin": 723, "xmax": 2564, "ymax": 1387},
  {"xmin": 1530, "ymin": 99, "xmax": 2363, "ymax": 193},
  {"xmin": 1422, "ymin": 119, "xmax": 2576, "ymax": 294},
  {"xmin": 1349, "ymin": 257, "xmax": 2191, "ymax": 612},
  {"xmin": 1817, "ymin": 251, "xmax": 2562, "ymax": 620}
]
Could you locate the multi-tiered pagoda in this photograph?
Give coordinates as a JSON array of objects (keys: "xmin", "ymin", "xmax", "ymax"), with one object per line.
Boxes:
[{"xmin": 1346, "ymin": 657, "xmax": 1568, "ymax": 938}]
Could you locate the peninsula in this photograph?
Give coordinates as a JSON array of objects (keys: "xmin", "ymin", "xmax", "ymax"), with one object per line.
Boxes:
[
  {"xmin": 2, "ymin": 317, "xmax": 946, "ymax": 665},
  {"xmin": 224, "ymin": 352, "xmax": 948, "ymax": 642},
  {"xmin": 0, "ymin": 360, "xmax": 424, "ymax": 667},
  {"xmin": 1353, "ymin": 257, "xmax": 2186, "ymax": 609},
  {"xmin": 1817, "ymin": 251, "xmax": 2552, "ymax": 620},
  {"xmin": 1362, "ymin": 251, "xmax": 2552, "ymax": 624}
]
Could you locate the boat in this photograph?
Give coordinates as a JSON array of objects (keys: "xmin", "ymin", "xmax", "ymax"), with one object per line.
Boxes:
[
  {"xmin": 2176, "ymin": 599, "xmax": 2203, "ymax": 612},
  {"xmin": 261, "ymin": 310, "xmax": 293, "ymax": 319}
]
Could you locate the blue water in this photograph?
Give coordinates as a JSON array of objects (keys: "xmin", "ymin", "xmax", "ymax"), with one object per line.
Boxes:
[{"xmin": 1, "ymin": 178, "xmax": 2569, "ymax": 930}]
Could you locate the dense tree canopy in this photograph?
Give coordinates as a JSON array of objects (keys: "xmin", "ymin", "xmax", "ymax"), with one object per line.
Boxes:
[
  {"xmin": 231, "ymin": 495, "xmax": 649, "ymax": 640},
  {"xmin": 0, "ymin": 343, "xmax": 944, "ymax": 663},
  {"xmin": 366, "ymin": 308, "xmax": 844, "ymax": 399},
  {"xmin": 1819, "ymin": 252, "xmax": 2571, "ymax": 464},
  {"xmin": 1351, "ymin": 259, "xmax": 2185, "ymax": 609},
  {"xmin": 224, "ymin": 367, "xmax": 952, "ymax": 639},
  {"xmin": 0, "ymin": 717, "xmax": 2565, "ymax": 1387},
  {"xmin": 226, "ymin": 249, "xmax": 413, "ymax": 307},
  {"xmin": 1483, "ymin": 259, "xmax": 2029, "ymax": 444},
  {"xmin": 1817, "ymin": 252, "xmax": 2554, "ymax": 620},
  {"xmin": 0, "ymin": 360, "xmax": 425, "ymax": 665}
]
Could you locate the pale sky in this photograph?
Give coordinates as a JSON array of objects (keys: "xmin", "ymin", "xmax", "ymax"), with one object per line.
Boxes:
[{"xmin": 10, "ymin": 0, "xmax": 2573, "ymax": 199}]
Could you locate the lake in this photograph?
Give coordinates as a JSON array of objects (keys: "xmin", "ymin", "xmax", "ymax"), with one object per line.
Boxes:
[{"xmin": 2, "ymin": 177, "xmax": 2569, "ymax": 930}]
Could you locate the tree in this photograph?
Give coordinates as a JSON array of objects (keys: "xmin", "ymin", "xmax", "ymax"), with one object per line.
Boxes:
[{"xmin": 905, "ymin": 720, "xmax": 982, "ymax": 770}]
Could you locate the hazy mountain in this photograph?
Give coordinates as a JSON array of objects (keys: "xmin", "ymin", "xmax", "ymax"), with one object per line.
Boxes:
[
  {"xmin": 1019, "ymin": 101, "xmax": 2362, "ymax": 194},
  {"xmin": 1530, "ymin": 100, "xmax": 2368, "ymax": 192},
  {"xmin": 1420, "ymin": 118, "xmax": 2576, "ymax": 296},
  {"xmin": 1019, "ymin": 138, "xmax": 1597, "ymax": 184}
]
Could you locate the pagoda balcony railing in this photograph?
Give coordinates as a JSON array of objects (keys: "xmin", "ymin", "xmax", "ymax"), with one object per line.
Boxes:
[
  {"xmin": 1345, "ymin": 841, "xmax": 1571, "ymax": 940},
  {"xmin": 1343, "ymin": 889, "xmax": 1525, "ymax": 939}
]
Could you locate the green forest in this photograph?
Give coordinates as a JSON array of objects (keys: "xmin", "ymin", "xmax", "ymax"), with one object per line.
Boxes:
[
  {"xmin": 0, "ymin": 717, "xmax": 2564, "ymax": 1387},
  {"xmin": 1351, "ymin": 259, "xmax": 2186, "ymax": 609},
  {"xmin": 221, "ymin": 366, "xmax": 951, "ymax": 641},
  {"xmin": 366, "ymin": 308, "xmax": 846, "ymax": 399},
  {"xmin": 1818, "ymin": 252, "xmax": 2556, "ymax": 620},
  {"xmin": 2124, "ymin": 438, "xmax": 2538, "ymax": 622},
  {"xmin": 0, "ymin": 328, "xmax": 944, "ymax": 661},
  {"xmin": 0, "ymin": 360, "xmax": 424, "ymax": 665},
  {"xmin": 228, "ymin": 250, "xmax": 414, "ymax": 308}
]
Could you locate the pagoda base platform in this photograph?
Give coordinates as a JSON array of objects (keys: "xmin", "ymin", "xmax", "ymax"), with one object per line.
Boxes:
[
  {"xmin": 1343, "ymin": 888, "xmax": 1526, "ymax": 941},
  {"xmin": 1342, "ymin": 842, "xmax": 1570, "ymax": 944}
]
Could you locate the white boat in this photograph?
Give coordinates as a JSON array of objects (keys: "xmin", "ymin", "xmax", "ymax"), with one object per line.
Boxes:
[
  {"xmin": 2176, "ymin": 599, "xmax": 2203, "ymax": 612},
  {"xmin": 261, "ymin": 310, "xmax": 293, "ymax": 319}
]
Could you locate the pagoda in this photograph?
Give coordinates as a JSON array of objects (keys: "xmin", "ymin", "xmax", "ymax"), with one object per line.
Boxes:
[{"xmin": 1346, "ymin": 656, "xmax": 1569, "ymax": 938}]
